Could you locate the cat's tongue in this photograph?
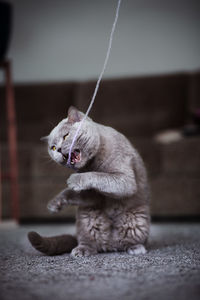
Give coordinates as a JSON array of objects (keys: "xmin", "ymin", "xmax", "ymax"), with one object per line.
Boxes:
[{"xmin": 70, "ymin": 150, "xmax": 81, "ymax": 165}]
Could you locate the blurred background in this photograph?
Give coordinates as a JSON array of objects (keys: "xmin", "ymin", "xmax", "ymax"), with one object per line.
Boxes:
[{"xmin": 0, "ymin": 0, "xmax": 200, "ymax": 223}]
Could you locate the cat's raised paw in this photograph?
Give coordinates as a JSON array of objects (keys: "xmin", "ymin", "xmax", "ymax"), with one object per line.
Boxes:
[
  {"xmin": 67, "ymin": 174, "xmax": 83, "ymax": 192},
  {"xmin": 127, "ymin": 244, "xmax": 147, "ymax": 255},
  {"xmin": 71, "ymin": 246, "xmax": 97, "ymax": 258},
  {"xmin": 47, "ymin": 197, "xmax": 63, "ymax": 213}
]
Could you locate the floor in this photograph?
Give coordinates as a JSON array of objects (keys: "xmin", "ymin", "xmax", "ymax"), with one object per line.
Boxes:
[{"xmin": 0, "ymin": 223, "xmax": 200, "ymax": 300}]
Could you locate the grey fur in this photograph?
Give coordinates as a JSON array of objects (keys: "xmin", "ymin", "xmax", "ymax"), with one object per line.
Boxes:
[{"xmin": 47, "ymin": 106, "xmax": 150, "ymax": 257}]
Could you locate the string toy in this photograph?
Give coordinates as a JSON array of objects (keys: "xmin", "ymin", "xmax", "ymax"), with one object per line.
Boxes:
[{"xmin": 67, "ymin": 0, "xmax": 122, "ymax": 166}]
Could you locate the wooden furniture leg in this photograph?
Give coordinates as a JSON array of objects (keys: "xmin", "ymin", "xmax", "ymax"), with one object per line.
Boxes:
[{"xmin": 0, "ymin": 60, "xmax": 19, "ymax": 223}]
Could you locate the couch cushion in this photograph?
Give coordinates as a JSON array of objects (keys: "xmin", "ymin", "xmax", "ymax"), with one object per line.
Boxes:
[
  {"xmin": 151, "ymin": 176, "xmax": 200, "ymax": 216},
  {"xmin": 75, "ymin": 73, "xmax": 189, "ymax": 137},
  {"xmin": 188, "ymin": 71, "xmax": 200, "ymax": 112},
  {"xmin": 0, "ymin": 82, "xmax": 76, "ymax": 142},
  {"xmin": 129, "ymin": 137, "xmax": 161, "ymax": 177},
  {"xmin": 158, "ymin": 137, "xmax": 200, "ymax": 176}
]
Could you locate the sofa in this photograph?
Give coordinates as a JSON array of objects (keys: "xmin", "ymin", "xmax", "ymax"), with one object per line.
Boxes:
[{"xmin": 1, "ymin": 71, "xmax": 200, "ymax": 221}]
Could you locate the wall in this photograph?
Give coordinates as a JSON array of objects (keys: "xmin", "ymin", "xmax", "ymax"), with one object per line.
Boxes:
[{"xmin": 2, "ymin": 0, "xmax": 200, "ymax": 83}]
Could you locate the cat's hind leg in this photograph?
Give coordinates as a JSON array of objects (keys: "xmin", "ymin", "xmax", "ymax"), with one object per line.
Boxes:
[
  {"xmin": 71, "ymin": 245, "xmax": 98, "ymax": 258},
  {"xmin": 113, "ymin": 205, "xmax": 150, "ymax": 255},
  {"xmin": 72, "ymin": 207, "xmax": 112, "ymax": 258}
]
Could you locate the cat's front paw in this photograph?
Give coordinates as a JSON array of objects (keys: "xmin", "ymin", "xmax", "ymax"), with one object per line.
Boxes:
[
  {"xmin": 47, "ymin": 196, "xmax": 65, "ymax": 213},
  {"xmin": 67, "ymin": 174, "xmax": 85, "ymax": 192},
  {"xmin": 127, "ymin": 244, "xmax": 147, "ymax": 255}
]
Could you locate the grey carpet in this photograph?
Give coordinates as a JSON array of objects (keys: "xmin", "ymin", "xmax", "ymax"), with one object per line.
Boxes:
[{"xmin": 0, "ymin": 223, "xmax": 200, "ymax": 300}]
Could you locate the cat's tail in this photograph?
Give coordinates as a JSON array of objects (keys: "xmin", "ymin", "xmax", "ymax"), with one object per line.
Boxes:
[{"xmin": 28, "ymin": 231, "xmax": 78, "ymax": 256}]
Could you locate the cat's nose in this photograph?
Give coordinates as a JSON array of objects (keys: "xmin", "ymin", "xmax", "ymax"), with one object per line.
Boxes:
[{"xmin": 57, "ymin": 148, "xmax": 62, "ymax": 153}]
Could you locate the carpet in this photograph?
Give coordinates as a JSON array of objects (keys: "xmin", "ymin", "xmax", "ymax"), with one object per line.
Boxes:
[{"xmin": 0, "ymin": 223, "xmax": 200, "ymax": 300}]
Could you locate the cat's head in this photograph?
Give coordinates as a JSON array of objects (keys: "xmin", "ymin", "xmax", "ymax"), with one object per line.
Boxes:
[{"xmin": 43, "ymin": 106, "xmax": 100, "ymax": 170}]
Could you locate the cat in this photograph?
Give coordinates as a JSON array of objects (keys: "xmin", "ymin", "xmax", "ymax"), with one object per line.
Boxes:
[{"xmin": 28, "ymin": 106, "xmax": 150, "ymax": 257}]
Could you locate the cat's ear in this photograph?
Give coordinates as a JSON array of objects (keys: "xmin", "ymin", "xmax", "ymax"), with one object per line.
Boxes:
[
  {"xmin": 40, "ymin": 136, "xmax": 49, "ymax": 142},
  {"xmin": 68, "ymin": 106, "xmax": 82, "ymax": 123}
]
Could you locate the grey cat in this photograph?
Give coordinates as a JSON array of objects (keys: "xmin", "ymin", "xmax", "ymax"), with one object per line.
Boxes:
[{"xmin": 28, "ymin": 106, "xmax": 150, "ymax": 257}]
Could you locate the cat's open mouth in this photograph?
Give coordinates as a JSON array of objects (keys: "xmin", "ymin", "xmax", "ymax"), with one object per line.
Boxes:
[
  {"xmin": 63, "ymin": 149, "xmax": 81, "ymax": 165},
  {"xmin": 70, "ymin": 149, "xmax": 81, "ymax": 165}
]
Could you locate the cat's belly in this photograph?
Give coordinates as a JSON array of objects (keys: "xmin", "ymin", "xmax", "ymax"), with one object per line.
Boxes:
[{"xmin": 76, "ymin": 204, "xmax": 150, "ymax": 252}]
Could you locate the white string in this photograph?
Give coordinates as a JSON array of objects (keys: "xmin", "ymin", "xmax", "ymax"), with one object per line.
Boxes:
[{"xmin": 67, "ymin": 0, "xmax": 122, "ymax": 166}]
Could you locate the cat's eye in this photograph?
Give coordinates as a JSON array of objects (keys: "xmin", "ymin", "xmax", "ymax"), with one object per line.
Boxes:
[
  {"xmin": 63, "ymin": 133, "xmax": 69, "ymax": 141},
  {"xmin": 51, "ymin": 146, "xmax": 56, "ymax": 151}
]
